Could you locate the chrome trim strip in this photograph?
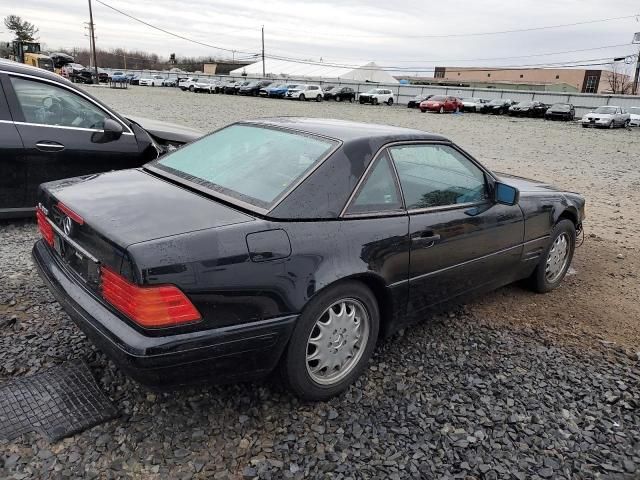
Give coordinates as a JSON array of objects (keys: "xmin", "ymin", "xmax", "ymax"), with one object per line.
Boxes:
[
  {"xmin": 3, "ymin": 70, "xmax": 133, "ymax": 134},
  {"xmin": 407, "ymin": 201, "xmax": 484, "ymax": 215},
  {"xmin": 36, "ymin": 142, "xmax": 65, "ymax": 149},
  {"xmin": 389, "ymin": 235, "xmax": 550, "ymax": 287},
  {"xmin": 46, "ymin": 217, "xmax": 99, "ymax": 263},
  {"xmin": 0, "ymin": 119, "xmax": 134, "ymax": 135}
]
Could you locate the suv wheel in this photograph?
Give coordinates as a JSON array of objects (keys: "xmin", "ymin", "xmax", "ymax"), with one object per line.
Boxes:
[
  {"xmin": 373, "ymin": 98, "xmax": 379, "ymax": 105},
  {"xmin": 316, "ymin": 94, "xmax": 322, "ymax": 102},
  {"xmin": 189, "ymin": 85, "xmax": 194, "ymax": 92},
  {"xmin": 299, "ymin": 93, "xmax": 306, "ymax": 101},
  {"xmin": 279, "ymin": 281, "xmax": 379, "ymax": 401},
  {"xmin": 386, "ymin": 98, "xmax": 393, "ymax": 106}
]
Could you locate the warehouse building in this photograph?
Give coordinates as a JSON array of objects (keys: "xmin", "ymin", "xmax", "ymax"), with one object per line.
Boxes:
[{"xmin": 433, "ymin": 67, "xmax": 615, "ymax": 93}]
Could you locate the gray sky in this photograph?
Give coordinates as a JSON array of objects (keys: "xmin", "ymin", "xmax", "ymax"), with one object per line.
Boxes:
[{"xmin": 5, "ymin": 0, "xmax": 640, "ymax": 73}]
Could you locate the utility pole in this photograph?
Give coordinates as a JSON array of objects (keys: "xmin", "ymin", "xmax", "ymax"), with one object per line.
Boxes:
[
  {"xmin": 88, "ymin": 0, "xmax": 99, "ymax": 83},
  {"xmin": 633, "ymin": 32, "xmax": 640, "ymax": 95},
  {"xmin": 261, "ymin": 25, "xmax": 265, "ymax": 77},
  {"xmin": 123, "ymin": 51, "xmax": 127, "ymax": 70}
]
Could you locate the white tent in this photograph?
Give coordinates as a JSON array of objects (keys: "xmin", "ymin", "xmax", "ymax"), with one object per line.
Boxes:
[{"xmin": 229, "ymin": 59, "xmax": 398, "ymax": 84}]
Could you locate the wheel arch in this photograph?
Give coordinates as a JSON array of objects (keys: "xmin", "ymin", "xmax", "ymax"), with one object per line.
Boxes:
[{"xmin": 312, "ymin": 272, "xmax": 395, "ymax": 339}]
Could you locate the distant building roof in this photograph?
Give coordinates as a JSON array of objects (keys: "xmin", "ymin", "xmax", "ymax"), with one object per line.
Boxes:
[{"xmin": 230, "ymin": 59, "xmax": 399, "ymax": 84}]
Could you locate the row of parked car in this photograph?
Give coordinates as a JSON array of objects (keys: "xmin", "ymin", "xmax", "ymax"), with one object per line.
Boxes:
[
  {"xmin": 174, "ymin": 77, "xmax": 397, "ymax": 104},
  {"xmin": 406, "ymin": 93, "xmax": 639, "ymax": 127},
  {"xmin": 130, "ymin": 74, "xmax": 640, "ymax": 127}
]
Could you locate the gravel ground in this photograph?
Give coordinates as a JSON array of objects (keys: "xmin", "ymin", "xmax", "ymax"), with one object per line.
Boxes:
[{"xmin": 1, "ymin": 86, "xmax": 640, "ymax": 479}]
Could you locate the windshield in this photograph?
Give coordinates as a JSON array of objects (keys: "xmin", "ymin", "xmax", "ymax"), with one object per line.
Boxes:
[
  {"xmin": 594, "ymin": 106, "xmax": 616, "ymax": 114},
  {"xmin": 550, "ymin": 103, "xmax": 570, "ymax": 111},
  {"xmin": 38, "ymin": 58, "xmax": 54, "ymax": 71},
  {"xmin": 430, "ymin": 95, "xmax": 446, "ymax": 101},
  {"xmin": 152, "ymin": 124, "xmax": 338, "ymax": 209},
  {"xmin": 629, "ymin": 107, "xmax": 640, "ymax": 115}
]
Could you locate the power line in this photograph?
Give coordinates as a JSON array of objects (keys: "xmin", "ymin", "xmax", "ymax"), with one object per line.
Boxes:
[
  {"xmin": 94, "ymin": 0, "xmax": 260, "ymax": 56},
  {"xmin": 314, "ymin": 43, "xmax": 634, "ymax": 64},
  {"xmin": 260, "ymin": 54, "xmax": 637, "ymax": 73},
  {"xmin": 267, "ymin": 14, "xmax": 640, "ymax": 39}
]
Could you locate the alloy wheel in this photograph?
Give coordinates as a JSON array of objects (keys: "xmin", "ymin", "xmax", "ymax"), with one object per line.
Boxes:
[
  {"xmin": 305, "ymin": 299, "xmax": 370, "ymax": 385},
  {"xmin": 545, "ymin": 233, "xmax": 570, "ymax": 283}
]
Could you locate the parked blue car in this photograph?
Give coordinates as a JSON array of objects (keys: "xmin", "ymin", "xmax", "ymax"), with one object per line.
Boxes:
[
  {"xmin": 261, "ymin": 83, "xmax": 297, "ymax": 98},
  {"xmin": 110, "ymin": 71, "xmax": 128, "ymax": 83}
]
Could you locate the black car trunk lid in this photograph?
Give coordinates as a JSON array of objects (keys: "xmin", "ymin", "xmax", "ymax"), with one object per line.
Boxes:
[{"xmin": 38, "ymin": 168, "xmax": 254, "ymax": 283}]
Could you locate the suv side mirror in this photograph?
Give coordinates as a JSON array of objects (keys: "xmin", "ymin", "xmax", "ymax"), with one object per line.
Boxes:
[
  {"xmin": 494, "ymin": 182, "xmax": 519, "ymax": 205},
  {"xmin": 91, "ymin": 118, "xmax": 123, "ymax": 144}
]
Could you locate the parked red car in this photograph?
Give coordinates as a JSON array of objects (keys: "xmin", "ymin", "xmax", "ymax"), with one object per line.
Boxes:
[{"xmin": 420, "ymin": 95, "xmax": 464, "ymax": 113}]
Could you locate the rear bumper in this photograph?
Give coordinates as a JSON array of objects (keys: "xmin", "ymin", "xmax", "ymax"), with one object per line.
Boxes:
[{"xmin": 32, "ymin": 240, "xmax": 297, "ymax": 389}]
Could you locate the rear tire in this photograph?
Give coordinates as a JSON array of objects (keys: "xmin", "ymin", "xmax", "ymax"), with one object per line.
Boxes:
[
  {"xmin": 387, "ymin": 98, "xmax": 393, "ymax": 106},
  {"xmin": 316, "ymin": 94, "xmax": 322, "ymax": 102},
  {"xmin": 279, "ymin": 281, "xmax": 380, "ymax": 401},
  {"xmin": 528, "ymin": 219, "xmax": 576, "ymax": 293}
]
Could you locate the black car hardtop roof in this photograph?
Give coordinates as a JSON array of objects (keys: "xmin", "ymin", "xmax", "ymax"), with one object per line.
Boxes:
[
  {"xmin": 242, "ymin": 117, "xmax": 448, "ymax": 143},
  {"xmin": 0, "ymin": 58, "xmax": 74, "ymax": 84}
]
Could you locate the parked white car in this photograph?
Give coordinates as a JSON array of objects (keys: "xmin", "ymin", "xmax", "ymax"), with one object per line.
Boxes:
[
  {"xmin": 179, "ymin": 77, "xmax": 198, "ymax": 91},
  {"xmin": 193, "ymin": 78, "xmax": 214, "ymax": 93},
  {"xmin": 138, "ymin": 75, "xmax": 165, "ymax": 87},
  {"xmin": 461, "ymin": 97, "xmax": 488, "ymax": 112},
  {"xmin": 628, "ymin": 106, "xmax": 640, "ymax": 127},
  {"xmin": 581, "ymin": 106, "xmax": 630, "ymax": 129},
  {"xmin": 286, "ymin": 84, "xmax": 324, "ymax": 101},
  {"xmin": 358, "ymin": 88, "xmax": 395, "ymax": 105}
]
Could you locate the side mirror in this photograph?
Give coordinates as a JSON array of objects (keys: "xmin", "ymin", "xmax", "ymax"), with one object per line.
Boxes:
[
  {"xmin": 494, "ymin": 182, "xmax": 519, "ymax": 206},
  {"xmin": 91, "ymin": 118, "xmax": 123, "ymax": 144}
]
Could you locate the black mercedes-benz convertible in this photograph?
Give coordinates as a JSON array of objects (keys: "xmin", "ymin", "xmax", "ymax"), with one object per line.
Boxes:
[{"xmin": 32, "ymin": 118, "xmax": 585, "ymax": 400}]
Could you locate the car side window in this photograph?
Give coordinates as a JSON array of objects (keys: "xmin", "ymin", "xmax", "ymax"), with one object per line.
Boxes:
[
  {"xmin": 10, "ymin": 76, "xmax": 109, "ymax": 130},
  {"xmin": 389, "ymin": 144, "xmax": 488, "ymax": 210},
  {"xmin": 347, "ymin": 152, "xmax": 403, "ymax": 215}
]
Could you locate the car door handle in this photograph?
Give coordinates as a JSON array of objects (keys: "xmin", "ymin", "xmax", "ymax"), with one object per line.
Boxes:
[
  {"xmin": 35, "ymin": 141, "xmax": 65, "ymax": 152},
  {"xmin": 411, "ymin": 231, "xmax": 441, "ymax": 248}
]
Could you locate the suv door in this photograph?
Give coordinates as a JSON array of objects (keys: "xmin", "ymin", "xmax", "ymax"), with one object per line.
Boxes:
[
  {"xmin": 388, "ymin": 143, "xmax": 524, "ymax": 314},
  {"xmin": 4, "ymin": 74, "xmax": 146, "ymax": 208},
  {"xmin": 0, "ymin": 75, "xmax": 26, "ymax": 212}
]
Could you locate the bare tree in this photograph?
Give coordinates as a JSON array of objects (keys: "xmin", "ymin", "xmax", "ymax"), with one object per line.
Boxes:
[{"xmin": 605, "ymin": 63, "xmax": 634, "ymax": 95}]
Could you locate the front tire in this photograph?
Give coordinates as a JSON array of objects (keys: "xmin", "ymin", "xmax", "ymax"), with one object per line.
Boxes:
[
  {"xmin": 528, "ymin": 219, "xmax": 576, "ymax": 293},
  {"xmin": 387, "ymin": 98, "xmax": 393, "ymax": 106},
  {"xmin": 373, "ymin": 98, "xmax": 379, "ymax": 105},
  {"xmin": 279, "ymin": 281, "xmax": 380, "ymax": 401},
  {"xmin": 299, "ymin": 94, "xmax": 306, "ymax": 101},
  {"xmin": 316, "ymin": 94, "xmax": 322, "ymax": 102}
]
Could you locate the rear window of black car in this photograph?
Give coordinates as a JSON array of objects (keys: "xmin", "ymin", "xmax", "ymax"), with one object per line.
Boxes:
[{"xmin": 151, "ymin": 125, "xmax": 338, "ymax": 210}]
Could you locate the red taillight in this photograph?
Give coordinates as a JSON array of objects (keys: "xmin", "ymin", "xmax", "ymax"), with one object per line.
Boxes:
[
  {"xmin": 100, "ymin": 267, "xmax": 201, "ymax": 328},
  {"xmin": 56, "ymin": 202, "xmax": 84, "ymax": 225},
  {"xmin": 36, "ymin": 208, "xmax": 54, "ymax": 246}
]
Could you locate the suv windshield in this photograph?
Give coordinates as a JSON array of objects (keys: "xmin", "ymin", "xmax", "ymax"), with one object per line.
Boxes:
[
  {"xmin": 152, "ymin": 124, "xmax": 338, "ymax": 209},
  {"xmin": 594, "ymin": 106, "xmax": 616, "ymax": 114}
]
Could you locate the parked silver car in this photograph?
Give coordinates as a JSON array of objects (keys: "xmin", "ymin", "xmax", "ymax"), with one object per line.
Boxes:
[
  {"xmin": 581, "ymin": 106, "xmax": 630, "ymax": 129},
  {"xmin": 629, "ymin": 107, "xmax": 640, "ymax": 127}
]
